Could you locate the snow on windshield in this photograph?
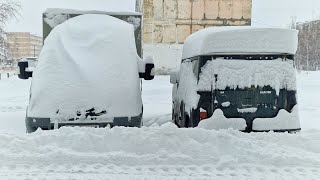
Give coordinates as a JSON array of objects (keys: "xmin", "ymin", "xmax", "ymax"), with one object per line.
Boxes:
[
  {"xmin": 28, "ymin": 14, "xmax": 142, "ymax": 119},
  {"xmin": 176, "ymin": 62, "xmax": 200, "ymax": 113},
  {"xmin": 198, "ymin": 58, "xmax": 297, "ymax": 95},
  {"xmin": 182, "ymin": 27, "xmax": 298, "ymax": 59}
]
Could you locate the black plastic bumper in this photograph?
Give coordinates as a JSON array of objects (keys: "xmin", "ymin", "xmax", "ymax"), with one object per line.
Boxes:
[{"xmin": 26, "ymin": 113, "xmax": 143, "ymax": 132}]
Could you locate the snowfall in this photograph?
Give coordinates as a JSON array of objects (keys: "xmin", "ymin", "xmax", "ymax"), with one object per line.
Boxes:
[{"xmin": 0, "ymin": 72, "xmax": 320, "ymax": 179}]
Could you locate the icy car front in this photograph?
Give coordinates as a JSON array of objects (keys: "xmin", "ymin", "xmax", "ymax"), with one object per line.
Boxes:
[{"xmin": 25, "ymin": 14, "xmax": 144, "ymax": 132}]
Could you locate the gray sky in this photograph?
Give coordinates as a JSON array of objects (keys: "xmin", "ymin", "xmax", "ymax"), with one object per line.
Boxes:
[{"xmin": 5, "ymin": 0, "xmax": 320, "ymax": 35}]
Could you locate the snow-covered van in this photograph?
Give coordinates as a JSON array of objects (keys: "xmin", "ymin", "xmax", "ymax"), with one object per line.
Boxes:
[
  {"xmin": 18, "ymin": 10, "xmax": 154, "ymax": 133},
  {"xmin": 170, "ymin": 27, "xmax": 300, "ymax": 132}
]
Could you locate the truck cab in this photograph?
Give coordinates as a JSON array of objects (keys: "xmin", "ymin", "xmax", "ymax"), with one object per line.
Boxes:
[{"xmin": 18, "ymin": 9, "xmax": 154, "ymax": 133}]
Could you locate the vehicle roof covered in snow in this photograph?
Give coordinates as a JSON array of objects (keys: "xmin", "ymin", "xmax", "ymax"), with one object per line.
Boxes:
[
  {"xmin": 44, "ymin": 8, "xmax": 141, "ymax": 16},
  {"xmin": 182, "ymin": 27, "xmax": 299, "ymax": 60}
]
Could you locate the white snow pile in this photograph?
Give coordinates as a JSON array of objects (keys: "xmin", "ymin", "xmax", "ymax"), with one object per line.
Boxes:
[
  {"xmin": 44, "ymin": 12, "xmax": 68, "ymax": 28},
  {"xmin": 221, "ymin": 101, "xmax": 231, "ymax": 107},
  {"xmin": 44, "ymin": 8, "xmax": 141, "ymax": 28},
  {"xmin": 143, "ymin": 44, "xmax": 183, "ymax": 75},
  {"xmin": 182, "ymin": 27, "xmax": 298, "ymax": 59},
  {"xmin": 0, "ymin": 126, "xmax": 320, "ymax": 179},
  {"xmin": 29, "ymin": 14, "xmax": 142, "ymax": 119},
  {"xmin": 198, "ymin": 109, "xmax": 247, "ymax": 130},
  {"xmin": 176, "ymin": 62, "xmax": 200, "ymax": 112},
  {"xmin": 197, "ymin": 58, "xmax": 297, "ymax": 95},
  {"xmin": 253, "ymin": 105, "xmax": 301, "ymax": 131}
]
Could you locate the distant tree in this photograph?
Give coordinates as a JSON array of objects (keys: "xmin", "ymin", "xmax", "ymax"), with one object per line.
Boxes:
[
  {"xmin": 0, "ymin": 0, "xmax": 20, "ymax": 27},
  {"xmin": 0, "ymin": 0, "xmax": 21, "ymax": 60},
  {"xmin": 295, "ymin": 20, "xmax": 320, "ymax": 71}
]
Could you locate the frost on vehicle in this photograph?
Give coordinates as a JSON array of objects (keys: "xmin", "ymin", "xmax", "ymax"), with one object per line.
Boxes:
[
  {"xmin": 43, "ymin": 8, "xmax": 143, "ymax": 57},
  {"xmin": 171, "ymin": 27, "xmax": 300, "ymax": 132},
  {"xmin": 197, "ymin": 58, "xmax": 297, "ymax": 95},
  {"xmin": 176, "ymin": 62, "xmax": 200, "ymax": 113},
  {"xmin": 30, "ymin": 14, "xmax": 142, "ymax": 119}
]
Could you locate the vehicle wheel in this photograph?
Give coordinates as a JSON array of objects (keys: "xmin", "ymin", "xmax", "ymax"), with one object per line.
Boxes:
[
  {"xmin": 25, "ymin": 117, "xmax": 37, "ymax": 133},
  {"xmin": 184, "ymin": 114, "xmax": 190, "ymax": 128},
  {"xmin": 26, "ymin": 124, "xmax": 37, "ymax": 133}
]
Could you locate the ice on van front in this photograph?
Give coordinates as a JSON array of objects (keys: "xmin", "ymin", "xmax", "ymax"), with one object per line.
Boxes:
[
  {"xmin": 172, "ymin": 27, "xmax": 300, "ymax": 132},
  {"xmin": 24, "ymin": 13, "xmax": 149, "ymax": 132}
]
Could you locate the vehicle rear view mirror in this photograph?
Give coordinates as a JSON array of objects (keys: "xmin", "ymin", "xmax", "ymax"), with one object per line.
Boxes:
[
  {"xmin": 143, "ymin": 56, "xmax": 155, "ymax": 80},
  {"xmin": 170, "ymin": 71, "xmax": 179, "ymax": 84},
  {"xmin": 17, "ymin": 61, "xmax": 33, "ymax": 79}
]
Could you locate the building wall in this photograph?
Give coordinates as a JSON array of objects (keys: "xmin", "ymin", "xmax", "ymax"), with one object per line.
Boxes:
[
  {"xmin": 6, "ymin": 32, "xmax": 43, "ymax": 60},
  {"xmin": 143, "ymin": 0, "xmax": 252, "ymax": 44}
]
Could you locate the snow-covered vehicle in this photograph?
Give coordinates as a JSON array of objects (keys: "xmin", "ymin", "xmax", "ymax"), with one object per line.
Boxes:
[
  {"xmin": 170, "ymin": 27, "xmax": 301, "ymax": 132},
  {"xmin": 18, "ymin": 10, "xmax": 154, "ymax": 133}
]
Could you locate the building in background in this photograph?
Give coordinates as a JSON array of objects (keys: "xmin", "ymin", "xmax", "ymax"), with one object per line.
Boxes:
[
  {"xmin": 143, "ymin": 0, "xmax": 252, "ymax": 44},
  {"xmin": 6, "ymin": 32, "xmax": 42, "ymax": 60},
  {"xmin": 139, "ymin": 0, "xmax": 252, "ymax": 74}
]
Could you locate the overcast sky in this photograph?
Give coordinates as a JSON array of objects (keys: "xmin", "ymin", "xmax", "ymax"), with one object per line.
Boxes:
[{"xmin": 5, "ymin": 0, "xmax": 320, "ymax": 35}]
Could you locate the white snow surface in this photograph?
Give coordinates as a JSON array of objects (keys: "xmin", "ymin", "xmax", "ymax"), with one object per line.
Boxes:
[
  {"xmin": 1, "ymin": 126, "xmax": 320, "ymax": 179},
  {"xmin": 44, "ymin": 14, "xmax": 68, "ymax": 28},
  {"xmin": 176, "ymin": 62, "xmax": 200, "ymax": 113},
  {"xmin": 44, "ymin": 8, "xmax": 141, "ymax": 28},
  {"xmin": 44, "ymin": 8, "xmax": 141, "ymax": 16},
  {"xmin": 143, "ymin": 44, "xmax": 183, "ymax": 75},
  {"xmin": 198, "ymin": 109, "xmax": 247, "ymax": 130},
  {"xmin": 253, "ymin": 105, "xmax": 301, "ymax": 131},
  {"xmin": 0, "ymin": 73, "xmax": 320, "ymax": 179},
  {"xmin": 221, "ymin": 101, "xmax": 231, "ymax": 107},
  {"xmin": 29, "ymin": 14, "xmax": 142, "ymax": 119},
  {"xmin": 198, "ymin": 58, "xmax": 297, "ymax": 95},
  {"xmin": 182, "ymin": 27, "xmax": 298, "ymax": 59}
]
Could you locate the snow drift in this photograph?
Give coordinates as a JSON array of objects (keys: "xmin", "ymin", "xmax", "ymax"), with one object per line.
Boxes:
[
  {"xmin": 0, "ymin": 126, "xmax": 320, "ymax": 179},
  {"xmin": 28, "ymin": 14, "xmax": 142, "ymax": 119}
]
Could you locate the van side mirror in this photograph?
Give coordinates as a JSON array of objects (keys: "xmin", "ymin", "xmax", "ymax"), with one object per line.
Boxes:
[
  {"xmin": 17, "ymin": 61, "xmax": 33, "ymax": 79},
  {"xmin": 139, "ymin": 56, "xmax": 155, "ymax": 80},
  {"xmin": 170, "ymin": 71, "xmax": 179, "ymax": 84}
]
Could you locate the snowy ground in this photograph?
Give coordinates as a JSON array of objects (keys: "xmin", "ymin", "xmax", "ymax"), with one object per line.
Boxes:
[{"xmin": 0, "ymin": 72, "xmax": 319, "ymax": 179}]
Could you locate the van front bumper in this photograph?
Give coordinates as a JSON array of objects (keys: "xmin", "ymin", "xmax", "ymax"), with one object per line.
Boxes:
[{"xmin": 26, "ymin": 114, "xmax": 143, "ymax": 131}]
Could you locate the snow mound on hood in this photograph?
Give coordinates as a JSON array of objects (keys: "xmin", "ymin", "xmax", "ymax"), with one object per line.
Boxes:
[
  {"xmin": 28, "ymin": 14, "xmax": 142, "ymax": 119},
  {"xmin": 182, "ymin": 27, "xmax": 298, "ymax": 59}
]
